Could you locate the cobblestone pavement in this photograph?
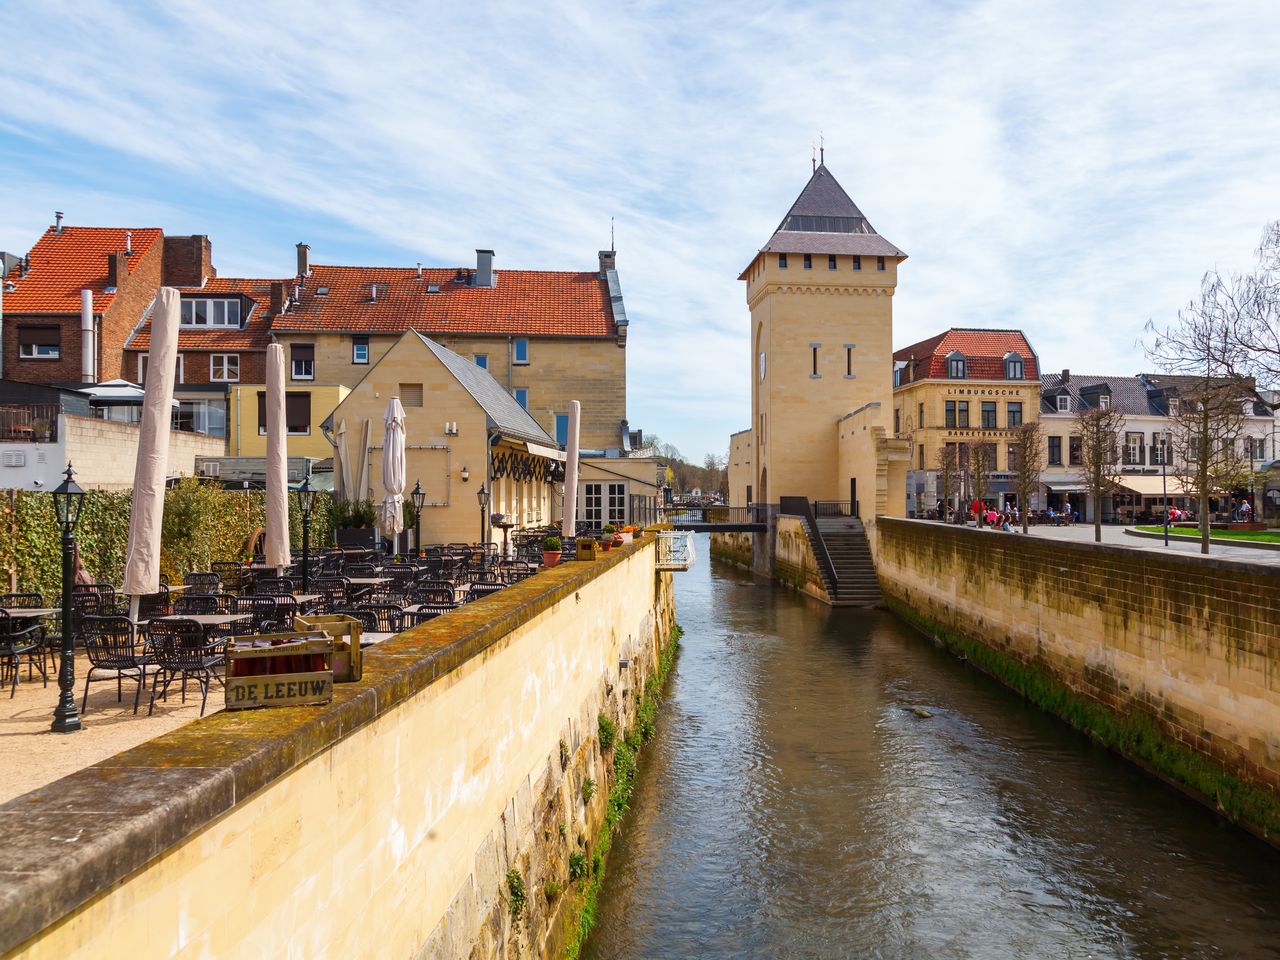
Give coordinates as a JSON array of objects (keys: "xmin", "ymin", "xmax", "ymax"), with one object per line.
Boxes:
[{"xmin": 1005, "ymin": 520, "xmax": 1280, "ymax": 567}]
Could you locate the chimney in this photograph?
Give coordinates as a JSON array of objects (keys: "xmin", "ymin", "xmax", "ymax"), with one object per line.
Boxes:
[
  {"xmin": 106, "ymin": 251, "xmax": 129, "ymax": 289},
  {"xmin": 1061, "ymin": 369, "xmax": 1070, "ymax": 384},
  {"xmin": 598, "ymin": 249, "xmax": 616, "ymax": 274},
  {"xmin": 475, "ymin": 249, "xmax": 495, "ymax": 288},
  {"xmin": 416, "ymin": 262, "xmax": 422, "ymax": 279},
  {"xmin": 54, "ymin": 211, "xmax": 64, "ymax": 233},
  {"xmin": 296, "ymin": 242, "xmax": 311, "ymax": 279},
  {"xmin": 370, "ymin": 283, "xmax": 378, "ymax": 303},
  {"xmin": 125, "ymin": 231, "xmax": 132, "ymax": 255},
  {"xmin": 162, "ymin": 236, "xmax": 215, "ymax": 286},
  {"xmin": 81, "ymin": 289, "xmax": 95, "ymax": 383},
  {"xmin": 270, "ymin": 281, "xmax": 287, "ymax": 316}
]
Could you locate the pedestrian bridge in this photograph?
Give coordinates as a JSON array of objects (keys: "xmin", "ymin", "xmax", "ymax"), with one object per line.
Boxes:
[{"xmin": 660, "ymin": 504, "xmax": 766, "ymax": 533}]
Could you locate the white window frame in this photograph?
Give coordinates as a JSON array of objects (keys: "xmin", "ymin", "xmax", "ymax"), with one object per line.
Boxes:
[
  {"xmin": 17, "ymin": 328, "xmax": 60, "ymax": 359},
  {"xmin": 180, "ymin": 299, "xmax": 241, "ymax": 328},
  {"xmin": 352, "ymin": 338, "xmax": 369, "ymax": 364},
  {"xmin": 291, "ymin": 346, "xmax": 315, "ymax": 381},
  {"xmin": 210, "ymin": 353, "xmax": 239, "ymax": 383},
  {"xmin": 1056, "ymin": 395, "xmax": 1070, "ymax": 412},
  {"xmin": 607, "ymin": 482, "xmax": 626, "ymax": 525},
  {"xmin": 583, "ymin": 482, "xmax": 603, "ymax": 527}
]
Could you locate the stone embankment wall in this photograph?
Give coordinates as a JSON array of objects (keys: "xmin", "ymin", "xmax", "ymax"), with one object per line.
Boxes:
[
  {"xmin": 876, "ymin": 518, "xmax": 1280, "ymax": 842},
  {"xmin": 709, "ymin": 530, "xmax": 752, "ymax": 569},
  {"xmin": 773, "ymin": 516, "xmax": 829, "ymax": 603},
  {"xmin": 0, "ymin": 537, "xmax": 675, "ymax": 960}
]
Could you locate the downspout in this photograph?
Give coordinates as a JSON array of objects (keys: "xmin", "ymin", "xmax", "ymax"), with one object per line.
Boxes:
[
  {"xmin": 0, "ymin": 280, "xmax": 5, "ymax": 380},
  {"xmin": 507, "ymin": 335, "xmax": 513, "ymax": 390},
  {"xmin": 80, "ymin": 289, "xmax": 94, "ymax": 383}
]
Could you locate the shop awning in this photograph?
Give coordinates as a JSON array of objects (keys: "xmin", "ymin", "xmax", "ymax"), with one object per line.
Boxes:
[
  {"xmin": 1118, "ymin": 474, "xmax": 1190, "ymax": 496},
  {"xmin": 1044, "ymin": 479, "xmax": 1087, "ymax": 493},
  {"xmin": 524, "ymin": 441, "xmax": 567, "ymax": 463}
]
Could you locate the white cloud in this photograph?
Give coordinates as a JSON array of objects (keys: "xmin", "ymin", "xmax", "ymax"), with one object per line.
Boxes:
[{"xmin": 1, "ymin": 0, "xmax": 1277, "ymax": 460}]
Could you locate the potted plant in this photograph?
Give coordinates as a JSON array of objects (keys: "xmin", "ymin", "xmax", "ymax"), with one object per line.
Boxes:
[
  {"xmin": 598, "ymin": 529, "xmax": 613, "ymax": 551},
  {"xmin": 619, "ymin": 525, "xmax": 637, "ymax": 543},
  {"xmin": 542, "ymin": 535, "xmax": 563, "ymax": 568},
  {"xmin": 603, "ymin": 523, "xmax": 623, "ymax": 547}
]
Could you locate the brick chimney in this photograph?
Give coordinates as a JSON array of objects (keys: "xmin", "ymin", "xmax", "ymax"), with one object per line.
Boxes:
[
  {"xmin": 1061, "ymin": 368, "xmax": 1070, "ymax": 384},
  {"xmin": 296, "ymin": 243, "xmax": 311, "ymax": 280},
  {"xmin": 162, "ymin": 236, "xmax": 215, "ymax": 286},
  {"xmin": 106, "ymin": 251, "xmax": 129, "ymax": 289},
  {"xmin": 598, "ymin": 250, "xmax": 617, "ymax": 274},
  {"xmin": 270, "ymin": 281, "xmax": 287, "ymax": 316}
]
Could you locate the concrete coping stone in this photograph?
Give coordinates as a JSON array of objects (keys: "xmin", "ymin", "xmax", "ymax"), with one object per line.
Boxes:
[
  {"xmin": 879, "ymin": 517, "xmax": 1280, "ymax": 578},
  {"xmin": 1122, "ymin": 526, "xmax": 1280, "ymax": 553},
  {"xmin": 0, "ymin": 534, "xmax": 655, "ymax": 956}
]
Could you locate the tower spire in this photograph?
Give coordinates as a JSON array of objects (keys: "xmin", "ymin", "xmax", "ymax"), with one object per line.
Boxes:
[{"xmin": 819, "ymin": 131, "xmax": 825, "ymax": 166}]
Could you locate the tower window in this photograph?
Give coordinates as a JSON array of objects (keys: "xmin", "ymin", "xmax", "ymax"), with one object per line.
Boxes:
[
  {"xmin": 877, "ymin": 256, "xmax": 886, "ymax": 271},
  {"xmin": 845, "ymin": 344, "xmax": 855, "ymax": 378},
  {"xmin": 852, "ymin": 256, "xmax": 862, "ymax": 271},
  {"xmin": 778, "ymin": 254, "xmax": 787, "ymax": 269},
  {"xmin": 803, "ymin": 254, "xmax": 812, "ymax": 270},
  {"xmin": 828, "ymin": 255, "xmax": 837, "ymax": 270},
  {"xmin": 810, "ymin": 343, "xmax": 821, "ymax": 378}
]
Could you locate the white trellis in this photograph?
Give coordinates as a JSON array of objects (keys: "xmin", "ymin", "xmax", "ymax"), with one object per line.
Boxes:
[{"xmin": 655, "ymin": 530, "xmax": 695, "ymax": 571}]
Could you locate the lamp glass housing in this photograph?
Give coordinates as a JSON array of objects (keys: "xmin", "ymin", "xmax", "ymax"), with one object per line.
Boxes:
[
  {"xmin": 52, "ymin": 463, "xmax": 85, "ymax": 529},
  {"xmin": 411, "ymin": 481, "xmax": 426, "ymax": 512},
  {"xmin": 477, "ymin": 483, "xmax": 489, "ymax": 510},
  {"xmin": 295, "ymin": 476, "xmax": 317, "ymax": 517}
]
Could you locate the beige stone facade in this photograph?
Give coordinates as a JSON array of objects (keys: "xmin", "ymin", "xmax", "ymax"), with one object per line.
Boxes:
[{"xmin": 727, "ymin": 427, "xmax": 753, "ymax": 505}]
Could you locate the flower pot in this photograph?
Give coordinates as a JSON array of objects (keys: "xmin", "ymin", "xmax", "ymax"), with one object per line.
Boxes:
[
  {"xmin": 620, "ymin": 532, "xmax": 633, "ymax": 543},
  {"xmin": 542, "ymin": 550, "xmax": 562, "ymax": 568},
  {"xmin": 599, "ymin": 539, "xmax": 613, "ymax": 552}
]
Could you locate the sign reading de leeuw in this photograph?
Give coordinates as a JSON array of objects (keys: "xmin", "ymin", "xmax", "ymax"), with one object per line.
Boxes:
[{"xmin": 226, "ymin": 671, "xmax": 333, "ymax": 710}]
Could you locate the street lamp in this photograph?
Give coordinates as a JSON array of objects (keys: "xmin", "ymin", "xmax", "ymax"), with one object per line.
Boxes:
[
  {"xmin": 1161, "ymin": 436, "xmax": 1170, "ymax": 547},
  {"xmin": 411, "ymin": 480, "xmax": 426, "ymax": 556},
  {"xmin": 51, "ymin": 463, "xmax": 85, "ymax": 734},
  {"xmin": 476, "ymin": 482, "xmax": 490, "ymax": 548},
  {"xmin": 295, "ymin": 476, "xmax": 317, "ymax": 593}
]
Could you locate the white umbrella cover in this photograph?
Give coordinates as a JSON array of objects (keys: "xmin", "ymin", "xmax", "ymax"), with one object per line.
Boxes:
[
  {"xmin": 264, "ymin": 343, "xmax": 292, "ymax": 568},
  {"xmin": 332, "ymin": 417, "xmax": 347, "ymax": 502},
  {"xmin": 380, "ymin": 397, "xmax": 406, "ymax": 538},
  {"xmin": 122, "ymin": 288, "xmax": 180, "ymax": 597}
]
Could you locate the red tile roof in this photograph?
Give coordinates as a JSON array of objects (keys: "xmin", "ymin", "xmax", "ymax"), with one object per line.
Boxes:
[
  {"xmin": 1, "ymin": 227, "xmax": 163, "ymax": 314},
  {"xmin": 125, "ymin": 278, "xmax": 283, "ymax": 352},
  {"xmin": 894, "ymin": 328, "xmax": 1039, "ymax": 382},
  {"xmin": 273, "ymin": 265, "xmax": 616, "ymax": 337}
]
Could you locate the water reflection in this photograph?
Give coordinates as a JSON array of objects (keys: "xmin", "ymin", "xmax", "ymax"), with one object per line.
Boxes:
[{"xmin": 585, "ymin": 535, "xmax": 1280, "ymax": 959}]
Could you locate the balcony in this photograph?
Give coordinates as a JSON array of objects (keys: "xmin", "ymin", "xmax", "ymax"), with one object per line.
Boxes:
[{"xmin": 0, "ymin": 405, "xmax": 59, "ymax": 443}]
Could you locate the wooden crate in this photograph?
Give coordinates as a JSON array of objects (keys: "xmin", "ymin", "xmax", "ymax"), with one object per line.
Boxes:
[
  {"xmin": 224, "ymin": 631, "xmax": 334, "ymax": 710},
  {"xmin": 575, "ymin": 538, "xmax": 599, "ymax": 561},
  {"xmin": 294, "ymin": 614, "xmax": 363, "ymax": 683}
]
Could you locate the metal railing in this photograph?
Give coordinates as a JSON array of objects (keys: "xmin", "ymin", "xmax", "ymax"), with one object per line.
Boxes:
[
  {"xmin": 814, "ymin": 500, "xmax": 860, "ymax": 518},
  {"xmin": 0, "ymin": 404, "xmax": 59, "ymax": 443},
  {"xmin": 779, "ymin": 497, "xmax": 838, "ymax": 592},
  {"xmin": 658, "ymin": 505, "xmax": 767, "ymax": 526},
  {"xmin": 655, "ymin": 530, "xmax": 695, "ymax": 571}
]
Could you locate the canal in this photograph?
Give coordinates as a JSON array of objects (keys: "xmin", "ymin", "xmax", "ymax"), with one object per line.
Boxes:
[{"xmin": 584, "ymin": 534, "xmax": 1280, "ymax": 959}]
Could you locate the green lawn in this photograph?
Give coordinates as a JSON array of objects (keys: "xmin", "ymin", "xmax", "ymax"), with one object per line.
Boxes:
[{"xmin": 1135, "ymin": 525, "xmax": 1280, "ymax": 543}]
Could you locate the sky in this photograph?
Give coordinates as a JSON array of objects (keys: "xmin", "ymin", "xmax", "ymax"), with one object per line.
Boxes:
[{"xmin": 1, "ymin": 1, "xmax": 1277, "ymax": 461}]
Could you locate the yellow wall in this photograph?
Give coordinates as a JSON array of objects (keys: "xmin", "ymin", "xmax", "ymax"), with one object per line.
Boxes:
[
  {"xmin": 226, "ymin": 383, "xmax": 348, "ymax": 459},
  {"xmin": 6, "ymin": 541, "xmax": 675, "ymax": 960},
  {"xmin": 892, "ymin": 377, "xmax": 1041, "ymax": 473},
  {"xmin": 274, "ymin": 331, "xmax": 626, "ymax": 452},
  {"xmin": 743, "ymin": 252, "xmax": 898, "ymax": 505},
  {"xmin": 838, "ymin": 404, "xmax": 909, "ymax": 532},
  {"xmin": 727, "ymin": 428, "xmax": 753, "ymax": 505}
]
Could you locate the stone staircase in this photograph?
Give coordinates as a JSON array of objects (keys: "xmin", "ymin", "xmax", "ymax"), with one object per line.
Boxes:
[{"xmin": 813, "ymin": 516, "xmax": 882, "ymax": 607}]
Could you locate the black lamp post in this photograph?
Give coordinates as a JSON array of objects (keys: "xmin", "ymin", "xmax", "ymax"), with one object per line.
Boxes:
[
  {"xmin": 295, "ymin": 476, "xmax": 317, "ymax": 593},
  {"xmin": 1161, "ymin": 437, "xmax": 1170, "ymax": 547},
  {"xmin": 411, "ymin": 480, "xmax": 426, "ymax": 556},
  {"xmin": 51, "ymin": 463, "xmax": 85, "ymax": 734},
  {"xmin": 477, "ymin": 483, "xmax": 490, "ymax": 548}
]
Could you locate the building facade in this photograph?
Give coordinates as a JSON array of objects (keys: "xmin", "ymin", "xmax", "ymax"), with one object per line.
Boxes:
[{"xmin": 893, "ymin": 328, "xmax": 1041, "ymax": 515}]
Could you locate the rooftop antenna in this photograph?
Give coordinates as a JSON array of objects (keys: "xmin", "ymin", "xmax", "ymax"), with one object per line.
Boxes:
[
  {"xmin": 610, "ymin": 216, "xmax": 615, "ymax": 252},
  {"xmin": 819, "ymin": 131, "xmax": 825, "ymax": 166}
]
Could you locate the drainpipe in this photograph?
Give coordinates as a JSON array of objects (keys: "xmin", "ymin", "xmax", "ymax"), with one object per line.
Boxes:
[
  {"xmin": 80, "ymin": 289, "xmax": 95, "ymax": 382},
  {"xmin": 0, "ymin": 281, "xmax": 5, "ymax": 380},
  {"xmin": 507, "ymin": 335, "xmax": 513, "ymax": 390}
]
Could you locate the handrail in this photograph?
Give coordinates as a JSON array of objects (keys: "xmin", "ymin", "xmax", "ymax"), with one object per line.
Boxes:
[
  {"xmin": 814, "ymin": 500, "xmax": 859, "ymax": 518},
  {"xmin": 781, "ymin": 497, "xmax": 838, "ymax": 593}
]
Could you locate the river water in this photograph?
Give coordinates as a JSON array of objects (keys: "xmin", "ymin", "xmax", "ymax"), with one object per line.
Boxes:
[{"xmin": 584, "ymin": 535, "xmax": 1280, "ymax": 959}]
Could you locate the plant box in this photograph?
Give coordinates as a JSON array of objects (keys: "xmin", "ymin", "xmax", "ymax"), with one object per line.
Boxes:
[
  {"xmin": 225, "ymin": 631, "xmax": 334, "ymax": 710},
  {"xmin": 294, "ymin": 614, "xmax": 363, "ymax": 682},
  {"xmin": 576, "ymin": 538, "xmax": 599, "ymax": 561}
]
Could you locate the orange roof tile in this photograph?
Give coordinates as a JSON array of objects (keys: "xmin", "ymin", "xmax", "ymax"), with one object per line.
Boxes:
[
  {"xmin": 273, "ymin": 265, "xmax": 616, "ymax": 337},
  {"xmin": 895, "ymin": 328, "xmax": 1039, "ymax": 381},
  {"xmin": 1, "ymin": 226, "xmax": 163, "ymax": 314},
  {"xmin": 125, "ymin": 278, "xmax": 283, "ymax": 352}
]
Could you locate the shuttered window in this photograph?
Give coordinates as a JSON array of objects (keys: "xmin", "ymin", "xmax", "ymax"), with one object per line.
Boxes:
[
  {"xmin": 399, "ymin": 383, "xmax": 423, "ymax": 407},
  {"xmin": 258, "ymin": 392, "xmax": 311, "ymax": 435},
  {"xmin": 290, "ymin": 343, "xmax": 315, "ymax": 380},
  {"xmin": 18, "ymin": 326, "xmax": 60, "ymax": 359}
]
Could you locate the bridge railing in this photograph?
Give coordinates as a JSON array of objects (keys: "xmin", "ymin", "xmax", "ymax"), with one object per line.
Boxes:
[
  {"xmin": 659, "ymin": 505, "xmax": 766, "ymax": 526},
  {"xmin": 814, "ymin": 500, "xmax": 860, "ymax": 518}
]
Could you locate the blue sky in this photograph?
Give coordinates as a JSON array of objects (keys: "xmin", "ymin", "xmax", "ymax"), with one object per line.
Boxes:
[{"xmin": 1, "ymin": 1, "xmax": 1278, "ymax": 461}]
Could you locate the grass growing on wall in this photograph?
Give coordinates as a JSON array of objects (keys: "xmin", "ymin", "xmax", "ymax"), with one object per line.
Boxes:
[
  {"xmin": 885, "ymin": 596, "xmax": 1280, "ymax": 840},
  {"xmin": 564, "ymin": 624, "xmax": 682, "ymax": 960}
]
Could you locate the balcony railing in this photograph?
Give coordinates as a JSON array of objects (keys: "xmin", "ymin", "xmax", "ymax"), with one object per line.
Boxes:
[{"xmin": 0, "ymin": 405, "xmax": 59, "ymax": 443}]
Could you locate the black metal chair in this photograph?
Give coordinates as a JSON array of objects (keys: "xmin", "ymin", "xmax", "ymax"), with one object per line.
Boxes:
[
  {"xmin": 73, "ymin": 583, "xmax": 121, "ymax": 614},
  {"xmin": 314, "ymin": 576, "xmax": 351, "ymax": 613},
  {"xmin": 234, "ymin": 595, "xmax": 279, "ymax": 633},
  {"xmin": 465, "ymin": 581, "xmax": 506, "ymax": 603},
  {"xmin": 344, "ymin": 563, "xmax": 377, "ymax": 578},
  {"xmin": 146, "ymin": 618, "xmax": 225, "ymax": 717},
  {"xmin": 360, "ymin": 603, "xmax": 404, "ymax": 633},
  {"xmin": 255, "ymin": 577, "xmax": 295, "ymax": 596},
  {"xmin": 411, "ymin": 583, "xmax": 457, "ymax": 605},
  {"xmin": 265, "ymin": 594, "xmax": 299, "ymax": 628},
  {"xmin": 174, "ymin": 593, "xmax": 221, "ymax": 616},
  {"xmin": 0, "ymin": 592, "xmax": 44, "ymax": 609},
  {"xmin": 402, "ymin": 604, "xmax": 456, "ymax": 626},
  {"xmin": 183, "ymin": 572, "xmax": 222, "ymax": 594},
  {"xmin": 137, "ymin": 586, "xmax": 173, "ymax": 620},
  {"xmin": 210, "ymin": 561, "xmax": 244, "ymax": 594},
  {"xmin": 334, "ymin": 608, "xmax": 379, "ymax": 632},
  {"xmin": 80, "ymin": 615, "xmax": 151, "ymax": 714},
  {"xmin": 0, "ymin": 609, "xmax": 47, "ymax": 697}
]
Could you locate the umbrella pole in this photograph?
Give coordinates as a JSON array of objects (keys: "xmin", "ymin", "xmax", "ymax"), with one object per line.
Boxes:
[{"xmin": 129, "ymin": 595, "xmax": 140, "ymax": 624}]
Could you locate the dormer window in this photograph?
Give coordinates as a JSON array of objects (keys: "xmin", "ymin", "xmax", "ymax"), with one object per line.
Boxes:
[
  {"xmin": 1056, "ymin": 394, "xmax": 1070, "ymax": 412},
  {"xmin": 1098, "ymin": 394, "xmax": 1111, "ymax": 409},
  {"xmin": 181, "ymin": 299, "xmax": 241, "ymax": 327},
  {"xmin": 1168, "ymin": 397, "xmax": 1181, "ymax": 416},
  {"xmin": 1004, "ymin": 352, "xmax": 1024, "ymax": 380},
  {"xmin": 946, "ymin": 351, "xmax": 967, "ymax": 379}
]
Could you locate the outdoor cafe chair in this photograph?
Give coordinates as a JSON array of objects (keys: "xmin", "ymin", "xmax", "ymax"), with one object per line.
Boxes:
[
  {"xmin": 210, "ymin": 561, "xmax": 244, "ymax": 593},
  {"xmin": 0, "ymin": 592, "xmax": 44, "ymax": 609},
  {"xmin": 234, "ymin": 595, "xmax": 279, "ymax": 633},
  {"xmin": 183, "ymin": 571, "xmax": 223, "ymax": 594},
  {"xmin": 174, "ymin": 594, "xmax": 221, "ymax": 616},
  {"xmin": 358, "ymin": 602, "xmax": 404, "ymax": 633},
  {"xmin": 411, "ymin": 583, "xmax": 456, "ymax": 606},
  {"xmin": 137, "ymin": 585, "xmax": 172, "ymax": 620},
  {"xmin": 314, "ymin": 576, "xmax": 351, "ymax": 613},
  {"xmin": 402, "ymin": 604, "xmax": 456, "ymax": 626},
  {"xmin": 73, "ymin": 583, "xmax": 122, "ymax": 614},
  {"xmin": 80, "ymin": 615, "xmax": 153, "ymax": 714},
  {"xmin": 146, "ymin": 617, "xmax": 225, "ymax": 717},
  {"xmin": 333, "ymin": 608, "xmax": 379, "ymax": 633},
  {"xmin": 255, "ymin": 577, "xmax": 295, "ymax": 597},
  {"xmin": 0, "ymin": 609, "xmax": 48, "ymax": 697},
  {"xmin": 343, "ymin": 563, "xmax": 378, "ymax": 578},
  {"xmin": 263, "ymin": 594, "xmax": 299, "ymax": 628},
  {"xmin": 465, "ymin": 581, "xmax": 506, "ymax": 603}
]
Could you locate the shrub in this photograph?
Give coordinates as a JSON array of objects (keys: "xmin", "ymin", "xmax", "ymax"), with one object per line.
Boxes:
[
  {"xmin": 602, "ymin": 524, "xmax": 617, "ymax": 535},
  {"xmin": 543, "ymin": 535, "xmax": 562, "ymax": 552},
  {"xmin": 581, "ymin": 777, "xmax": 596, "ymax": 803},
  {"xmin": 506, "ymin": 869, "xmax": 527, "ymax": 916},
  {"xmin": 597, "ymin": 713, "xmax": 616, "ymax": 751},
  {"xmin": 568, "ymin": 852, "xmax": 588, "ymax": 881}
]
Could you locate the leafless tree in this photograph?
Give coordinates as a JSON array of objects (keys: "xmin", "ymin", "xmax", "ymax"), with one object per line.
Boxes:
[
  {"xmin": 1168, "ymin": 380, "xmax": 1252, "ymax": 554},
  {"xmin": 1009, "ymin": 421, "xmax": 1043, "ymax": 535},
  {"xmin": 935, "ymin": 444, "xmax": 958, "ymax": 522},
  {"xmin": 1146, "ymin": 221, "xmax": 1280, "ymax": 389},
  {"xmin": 1075, "ymin": 405, "xmax": 1125, "ymax": 543},
  {"xmin": 965, "ymin": 442, "xmax": 994, "ymax": 526}
]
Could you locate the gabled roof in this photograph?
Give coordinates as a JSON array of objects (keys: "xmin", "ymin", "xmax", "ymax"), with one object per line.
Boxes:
[
  {"xmin": 894, "ymin": 328, "xmax": 1039, "ymax": 382},
  {"xmin": 1, "ymin": 226, "xmax": 163, "ymax": 314},
  {"xmin": 415, "ymin": 333, "xmax": 554, "ymax": 445},
  {"xmin": 125, "ymin": 277, "xmax": 283, "ymax": 352},
  {"xmin": 1039, "ymin": 373, "xmax": 1160, "ymax": 416},
  {"xmin": 273, "ymin": 264, "xmax": 617, "ymax": 338},
  {"xmin": 1138, "ymin": 372, "xmax": 1271, "ymax": 417},
  {"xmin": 746, "ymin": 165, "xmax": 905, "ymax": 272}
]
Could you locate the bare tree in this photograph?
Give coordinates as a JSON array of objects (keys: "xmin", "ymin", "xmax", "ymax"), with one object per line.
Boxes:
[
  {"xmin": 1009, "ymin": 421, "xmax": 1043, "ymax": 535},
  {"xmin": 1168, "ymin": 379, "xmax": 1252, "ymax": 554},
  {"xmin": 936, "ymin": 445, "xmax": 958, "ymax": 522},
  {"xmin": 1075, "ymin": 405, "xmax": 1125, "ymax": 542},
  {"xmin": 966, "ymin": 442, "xmax": 994, "ymax": 526}
]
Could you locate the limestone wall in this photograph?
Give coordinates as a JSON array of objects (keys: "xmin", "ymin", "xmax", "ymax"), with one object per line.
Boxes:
[
  {"xmin": 709, "ymin": 530, "xmax": 752, "ymax": 569},
  {"xmin": 876, "ymin": 518, "xmax": 1280, "ymax": 838},
  {"xmin": 774, "ymin": 515, "xmax": 829, "ymax": 603},
  {"xmin": 0, "ymin": 538, "xmax": 675, "ymax": 959},
  {"xmin": 65, "ymin": 414, "xmax": 225, "ymax": 490}
]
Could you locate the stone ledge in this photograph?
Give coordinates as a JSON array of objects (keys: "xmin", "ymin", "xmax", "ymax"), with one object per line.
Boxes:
[
  {"xmin": 1123, "ymin": 527, "xmax": 1280, "ymax": 552},
  {"xmin": 0, "ymin": 535, "xmax": 654, "ymax": 957}
]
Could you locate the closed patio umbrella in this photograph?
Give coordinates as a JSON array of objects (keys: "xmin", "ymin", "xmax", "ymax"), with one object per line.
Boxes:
[
  {"xmin": 356, "ymin": 418, "xmax": 371, "ymax": 500},
  {"xmin": 122, "ymin": 288, "xmax": 181, "ymax": 618},
  {"xmin": 264, "ymin": 343, "xmax": 291, "ymax": 570},
  {"xmin": 381, "ymin": 397, "xmax": 406, "ymax": 553},
  {"xmin": 332, "ymin": 417, "xmax": 348, "ymax": 502}
]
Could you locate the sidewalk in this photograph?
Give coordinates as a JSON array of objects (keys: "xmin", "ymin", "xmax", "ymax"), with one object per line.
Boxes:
[{"xmin": 1012, "ymin": 521, "xmax": 1280, "ymax": 568}]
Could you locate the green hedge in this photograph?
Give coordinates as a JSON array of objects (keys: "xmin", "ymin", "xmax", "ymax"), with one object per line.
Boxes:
[{"xmin": 0, "ymin": 479, "xmax": 338, "ymax": 598}]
